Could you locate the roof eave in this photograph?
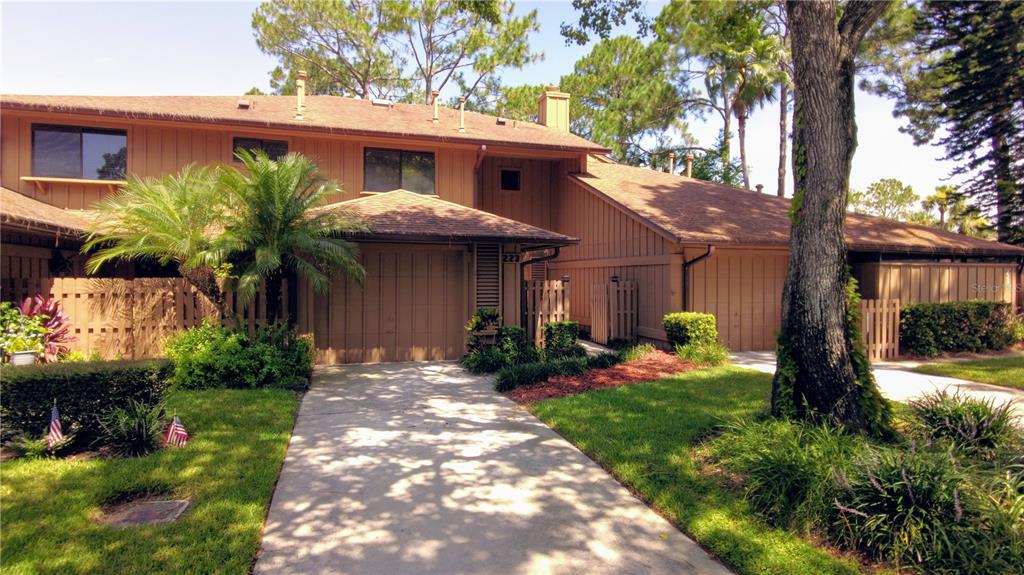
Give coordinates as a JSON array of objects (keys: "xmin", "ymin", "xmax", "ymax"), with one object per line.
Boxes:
[{"xmin": 350, "ymin": 231, "xmax": 578, "ymax": 246}]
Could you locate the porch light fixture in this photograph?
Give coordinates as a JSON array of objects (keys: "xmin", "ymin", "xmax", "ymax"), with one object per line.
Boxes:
[
  {"xmin": 610, "ymin": 275, "xmax": 620, "ymax": 283},
  {"xmin": 561, "ymin": 275, "xmax": 570, "ymax": 284}
]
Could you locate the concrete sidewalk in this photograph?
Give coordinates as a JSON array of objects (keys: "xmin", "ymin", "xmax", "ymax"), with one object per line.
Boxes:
[
  {"xmin": 255, "ymin": 362, "xmax": 730, "ymax": 575},
  {"xmin": 731, "ymin": 351, "xmax": 1024, "ymax": 422}
]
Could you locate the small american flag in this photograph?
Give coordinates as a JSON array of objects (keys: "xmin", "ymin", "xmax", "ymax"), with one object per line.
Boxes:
[
  {"xmin": 164, "ymin": 414, "xmax": 189, "ymax": 447},
  {"xmin": 47, "ymin": 403, "xmax": 64, "ymax": 449}
]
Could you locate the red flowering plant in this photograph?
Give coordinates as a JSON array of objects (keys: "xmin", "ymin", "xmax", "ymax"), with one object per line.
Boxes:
[{"xmin": 19, "ymin": 296, "xmax": 76, "ymax": 362}]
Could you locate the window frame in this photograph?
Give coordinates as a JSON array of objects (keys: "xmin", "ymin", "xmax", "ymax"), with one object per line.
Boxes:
[
  {"xmin": 30, "ymin": 123, "xmax": 128, "ymax": 181},
  {"xmin": 499, "ymin": 168, "xmax": 522, "ymax": 192},
  {"xmin": 231, "ymin": 136, "xmax": 290, "ymax": 161},
  {"xmin": 362, "ymin": 146, "xmax": 437, "ymax": 195}
]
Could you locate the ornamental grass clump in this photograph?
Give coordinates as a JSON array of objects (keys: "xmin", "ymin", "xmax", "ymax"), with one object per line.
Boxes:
[
  {"xmin": 909, "ymin": 389, "xmax": 1018, "ymax": 457},
  {"xmin": 97, "ymin": 399, "xmax": 166, "ymax": 457}
]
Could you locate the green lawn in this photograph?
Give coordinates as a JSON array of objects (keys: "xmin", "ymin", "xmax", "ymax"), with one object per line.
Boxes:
[
  {"xmin": 530, "ymin": 367, "xmax": 866, "ymax": 575},
  {"xmin": 0, "ymin": 388, "xmax": 299, "ymax": 575},
  {"xmin": 911, "ymin": 355, "xmax": 1024, "ymax": 390}
]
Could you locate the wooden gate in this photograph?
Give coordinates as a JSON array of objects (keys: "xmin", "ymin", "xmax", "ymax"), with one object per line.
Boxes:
[
  {"xmin": 860, "ymin": 298, "xmax": 900, "ymax": 362},
  {"xmin": 524, "ymin": 280, "xmax": 569, "ymax": 345},
  {"xmin": 590, "ymin": 282, "xmax": 638, "ymax": 345}
]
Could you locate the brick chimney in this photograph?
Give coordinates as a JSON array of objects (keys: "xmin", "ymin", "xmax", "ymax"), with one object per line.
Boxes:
[{"xmin": 537, "ymin": 86, "xmax": 570, "ymax": 132}]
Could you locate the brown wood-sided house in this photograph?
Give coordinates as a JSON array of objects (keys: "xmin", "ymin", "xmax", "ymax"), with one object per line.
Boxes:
[{"xmin": 2, "ymin": 84, "xmax": 1022, "ymax": 363}]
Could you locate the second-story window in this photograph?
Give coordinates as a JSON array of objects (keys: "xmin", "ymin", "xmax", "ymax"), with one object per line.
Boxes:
[
  {"xmin": 233, "ymin": 137, "xmax": 289, "ymax": 160},
  {"xmin": 32, "ymin": 124, "xmax": 127, "ymax": 180},
  {"xmin": 364, "ymin": 148, "xmax": 435, "ymax": 195}
]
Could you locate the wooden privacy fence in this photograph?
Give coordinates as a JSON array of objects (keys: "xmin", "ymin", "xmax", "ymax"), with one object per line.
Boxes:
[
  {"xmin": 524, "ymin": 279, "xmax": 570, "ymax": 345},
  {"xmin": 590, "ymin": 281, "xmax": 638, "ymax": 345},
  {"xmin": 860, "ymin": 298, "xmax": 900, "ymax": 362},
  {"xmin": 1, "ymin": 276, "xmax": 274, "ymax": 359}
]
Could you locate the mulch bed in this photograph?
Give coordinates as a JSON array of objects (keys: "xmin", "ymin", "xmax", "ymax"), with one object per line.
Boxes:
[{"xmin": 506, "ymin": 349, "xmax": 696, "ymax": 404}]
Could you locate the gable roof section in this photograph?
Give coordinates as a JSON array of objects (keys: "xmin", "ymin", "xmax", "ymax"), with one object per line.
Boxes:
[
  {"xmin": 1, "ymin": 186, "xmax": 89, "ymax": 236},
  {"xmin": 0, "ymin": 95, "xmax": 609, "ymax": 154},
  {"xmin": 574, "ymin": 159, "xmax": 1024, "ymax": 257},
  {"xmin": 318, "ymin": 190, "xmax": 577, "ymax": 245}
]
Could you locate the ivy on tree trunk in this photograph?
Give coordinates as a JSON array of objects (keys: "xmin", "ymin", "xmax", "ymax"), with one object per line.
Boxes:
[{"xmin": 771, "ymin": 0, "xmax": 893, "ymax": 436}]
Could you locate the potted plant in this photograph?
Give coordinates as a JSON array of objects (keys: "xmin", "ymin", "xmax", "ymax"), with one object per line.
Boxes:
[
  {"xmin": 0, "ymin": 301, "xmax": 47, "ymax": 366},
  {"xmin": 466, "ymin": 307, "xmax": 501, "ymax": 349}
]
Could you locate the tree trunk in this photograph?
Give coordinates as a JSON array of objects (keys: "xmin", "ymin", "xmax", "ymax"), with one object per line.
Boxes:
[
  {"xmin": 265, "ymin": 269, "xmax": 285, "ymax": 325},
  {"xmin": 777, "ymin": 81, "xmax": 789, "ymax": 197},
  {"xmin": 722, "ymin": 85, "xmax": 733, "ymax": 185},
  {"xmin": 991, "ymin": 119, "xmax": 1015, "ymax": 244},
  {"xmin": 771, "ymin": 0, "xmax": 892, "ymax": 435},
  {"xmin": 181, "ymin": 264, "xmax": 233, "ymax": 324},
  {"xmin": 739, "ymin": 113, "xmax": 751, "ymax": 190}
]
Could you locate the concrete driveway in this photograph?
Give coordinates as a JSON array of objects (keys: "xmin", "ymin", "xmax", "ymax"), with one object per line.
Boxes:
[{"xmin": 255, "ymin": 362, "xmax": 729, "ymax": 575}]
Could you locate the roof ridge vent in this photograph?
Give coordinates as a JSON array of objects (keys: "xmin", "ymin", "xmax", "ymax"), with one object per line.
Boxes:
[
  {"xmin": 371, "ymin": 98, "xmax": 394, "ymax": 109},
  {"xmin": 237, "ymin": 99, "xmax": 252, "ymax": 110}
]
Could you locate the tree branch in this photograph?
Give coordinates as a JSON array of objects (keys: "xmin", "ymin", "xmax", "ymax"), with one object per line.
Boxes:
[{"xmin": 839, "ymin": 0, "xmax": 892, "ymax": 51}]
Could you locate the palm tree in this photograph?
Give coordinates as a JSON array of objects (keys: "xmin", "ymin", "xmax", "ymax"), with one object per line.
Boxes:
[
  {"xmin": 732, "ymin": 52, "xmax": 780, "ymax": 191},
  {"xmin": 218, "ymin": 150, "xmax": 366, "ymax": 324},
  {"xmin": 83, "ymin": 165, "xmax": 232, "ymax": 317}
]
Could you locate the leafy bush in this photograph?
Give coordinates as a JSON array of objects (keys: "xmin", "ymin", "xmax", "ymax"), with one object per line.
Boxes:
[
  {"xmin": 165, "ymin": 323, "xmax": 312, "ymax": 390},
  {"xmin": 0, "ymin": 359, "xmax": 171, "ymax": 438},
  {"xmin": 713, "ymin": 419, "xmax": 866, "ymax": 530},
  {"xmin": 494, "ymin": 352, "xmax": 624, "ymax": 392},
  {"xmin": 0, "ymin": 301, "xmax": 48, "ymax": 360},
  {"xmin": 620, "ymin": 342, "xmax": 655, "ymax": 362},
  {"xmin": 909, "ymin": 389, "xmax": 1018, "ymax": 457},
  {"xmin": 465, "ymin": 307, "xmax": 501, "ymax": 333},
  {"xmin": 19, "ymin": 295, "xmax": 76, "ymax": 361},
  {"xmin": 1011, "ymin": 317, "xmax": 1024, "ymax": 344},
  {"xmin": 901, "ymin": 301, "xmax": 1014, "ymax": 357},
  {"xmin": 542, "ymin": 321, "xmax": 585, "ymax": 360},
  {"xmin": 676, "ymin": 341, "xmax": 730, "ymax": 367},
  {"xmin": 831, "ymin": 446, "xmax": 969, "ymax": 568},
  {"xmin": 97, "ymin": 399, "xmax": 166, "ymax": 457},
  {"xmin": 663, "ymin": 312, "xmax": 718, "ymax": 348},
  {"xmin": 59, "ymin": 350, "xmax": 105, "ymax": 363},
  {"xmin": 462, "ymin": 346, "xmax": 508, "ymax": 374},
  {"xmin": 10, "ymin": 433, "xmax": 75, "ymax": 458}
]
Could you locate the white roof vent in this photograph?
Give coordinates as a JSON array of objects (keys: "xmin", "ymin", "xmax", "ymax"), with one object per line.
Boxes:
[
  {"xmin": 371, "ymin": 98, "xmax": 394, "ymax": 109},
  {"xmin": 237, "ymin": 99, "xmax": 252, "ymax": 110}
]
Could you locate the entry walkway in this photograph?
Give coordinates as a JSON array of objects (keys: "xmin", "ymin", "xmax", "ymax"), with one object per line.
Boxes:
[
  {"xmin": 731, "ymin": 351, "xmax": 1024, "ymax": 423},
  {"xmin": 255, "ymin": 362, "xmax": 731, "ymax": 575}
]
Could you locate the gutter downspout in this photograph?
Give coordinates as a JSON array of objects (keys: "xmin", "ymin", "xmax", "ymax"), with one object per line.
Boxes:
[
  {"xmin": 682, "ymin": 245, "xmax": 715, "ymax": 311},
  {"xmin": 519, "ymin": 245, "xmax": 563, "ymax": 329},
  {"xmin": 472, "ymin": 144, "xmax": 487, "ymax": 206}
]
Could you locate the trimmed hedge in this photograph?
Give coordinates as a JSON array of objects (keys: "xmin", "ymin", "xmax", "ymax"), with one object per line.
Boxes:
[
  {"xmin": 494, "ymin": 352, "xmax": 623, "ymax": 392},
  {"xmin": 0, "ymin": 359, "xmax": 172, "ymax": 437},
  {"xmin": 663, "ymin": 312, "xmax": 718, "ymax": 347},
  {"xmin": 901, "ymin": 301, "xmax": 1014, "ymax": 357},
  {"xmin": 542, "ymin": 321, "xmax": 586, "ymax": 360}
]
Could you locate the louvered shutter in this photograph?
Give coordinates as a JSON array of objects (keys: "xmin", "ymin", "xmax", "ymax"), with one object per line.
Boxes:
[{"xmin": 475, "ymin": 244, "xmax": 501, "ymax": 310}]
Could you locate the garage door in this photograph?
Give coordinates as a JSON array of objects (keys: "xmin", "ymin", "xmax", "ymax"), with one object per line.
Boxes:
[{"xmin": 300, "ymin": 245, "xmax": 467, "ymax": 363}]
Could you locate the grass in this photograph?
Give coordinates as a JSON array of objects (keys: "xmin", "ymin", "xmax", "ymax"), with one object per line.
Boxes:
[
  {"xmin": 911, "ymin": 355, "xmax": 1024, "ymax": 390},
  {"xmin": 0, "ymin": 388, "xmax": 299, "ymax": 575},
  {"xmin": 530, "ymin": 366, "xmax": 867, "ymax": 575}
]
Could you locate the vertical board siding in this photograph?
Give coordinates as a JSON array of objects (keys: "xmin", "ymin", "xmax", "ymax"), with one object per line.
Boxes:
[
  {"xmin": 476, "ymin": 156, "xmax": 554, "ymax": 228},
  {"xmin": 686, "ymin": 249, "xmax": 789, "ymax": 352},
  {"xmin": 2, "ymin": 111, "xmax": 478, "ymax": 209},
  {"xmin": 524, "ymin": 280, "xmax": 569, "ymax": 345},
  {"xmin": 856, "ymin": 262, "xmax": 1018, "ymax": 307},
  {"xmin": 547, "ymin": 179, "xmax": 676, "ymax": 340},
  {"xmin": 297, "ymin": 244, "xmax": 467, "ymax": 363}
]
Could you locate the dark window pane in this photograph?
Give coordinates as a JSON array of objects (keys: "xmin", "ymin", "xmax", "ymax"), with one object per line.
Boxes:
[
  {"xmin": 233, "ymin": 137, "xmax": 288, "ymax": 161},
  {"xmin": 401, "ymin": 151, "xmax": 435, "ymax": 195},
  {"xmin": 84, "ymin": 131, "xmax": 127, "ymax": 180},
  {"xmin": 364, "ymin": 148, "xmax": 402, "ymax": 192},
  {"xmin": 262, "ymin": 139, "xmax": 289, "ymax": 160},
  {"xmin": 32, "ymin": 126, "xmax": 82, "ymax": 178},
  {"xmin": 500, "ymin": 169, "xmax": 521, "ymax": 191}
]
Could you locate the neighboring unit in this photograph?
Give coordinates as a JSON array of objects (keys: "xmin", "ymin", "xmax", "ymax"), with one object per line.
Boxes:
[{"xmin": 2, "ymin": 84, "xmax": 1021, "ymax": 361}]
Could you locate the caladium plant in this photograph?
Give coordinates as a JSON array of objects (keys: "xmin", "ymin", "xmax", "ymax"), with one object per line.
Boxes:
[{"xmin": 20, "ymin": 295, "xmax": 77, "ymax": 362}]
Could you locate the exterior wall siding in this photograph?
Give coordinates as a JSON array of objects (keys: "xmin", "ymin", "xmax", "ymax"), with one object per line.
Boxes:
[
  {"xmin": 855, "ymin": 261, "xmax": 1018, "ymax": 308},
  {"xmin": 547, "ymin": 179, "xmax": 679, "ymax": 341},
  {"xmin": 1, "ymin": 111, "xmax": 476, "ymax": 209},
  {"xmin": 477, "ymin": 156, "xmax": 554, "ymax": 229}
]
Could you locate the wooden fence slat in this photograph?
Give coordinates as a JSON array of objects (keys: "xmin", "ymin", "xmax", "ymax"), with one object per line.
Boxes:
[{"xmin": 861, "ymin": 298, "xmax": 900, "ymax": 362}]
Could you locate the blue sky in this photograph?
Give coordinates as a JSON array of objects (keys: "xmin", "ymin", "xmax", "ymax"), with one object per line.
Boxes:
[{"xmin": 1, "ymin": 0, "xmax": 959, "ymax": 199}]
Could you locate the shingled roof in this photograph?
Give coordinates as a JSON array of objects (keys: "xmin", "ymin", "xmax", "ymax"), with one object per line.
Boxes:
[
  {"xmin": 574, "ymin": 158, "xmax": 1024, "ymax": 257},
  {"xmin": 1, "ymin": 186, "xmax": 89, "ymax": 236},
  {"xmin": 0, "ymin": 95, "xmax": 608, "ymax": 154},
  {"xmin": 318, "ymin": 190, "xmax": 576, "ymax": 245}
]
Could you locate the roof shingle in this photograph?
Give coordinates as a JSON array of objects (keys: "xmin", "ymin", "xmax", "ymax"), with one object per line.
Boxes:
[
  {"xmin": 0, "ymin": 95, "xmax": 608, "ymax": 153},
  {"xmin": 318, "ymin": 190, "xmax": 576, "ymax": 245},
  {"xmin": 1, "ymin": 186, "xmax": 89, "ymax": 235},
  {"xmin": 574, "ymin": 159, "xmax": 1024, "ymax": 257}
]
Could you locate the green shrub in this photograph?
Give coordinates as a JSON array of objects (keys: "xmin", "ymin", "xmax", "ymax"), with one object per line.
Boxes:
[
  {"xmin": 676, "ymin": 341, "xmax": 730, "ymax": 367},
  {"xmin": 496, "ymin": 325, "xmax": 540, "ymax": 365},
  {"xmin": 493, "ymin": 352, "xmax": 625, "ymax": 392},
  {"xmin": 1011, "ymin": 317, "xmax": 1024, "ymax": 344},
  {"xmin": 713, "ymin": 419, "xmax": 865, "ymax": 530},
  {"xmin": 165, "ymin": 323, "xmax": 312, "ymax": 390},
  {"xmin": 620, "ymin": 342, "xmax": 655, "ymax": 362},
  {"xmin": 831, "ymin": 446, "xmax": 968, "ymax": 567},
  {"xmin": 901, "ymin": 301, "xmax": 1014, "ymax": 357},
  {"xmin": 0, "ymin": 360, "xmax": 171, "ymax": 438},
  {"xmin": 909, "ymin": 390, "xmax": 1018, "ymax": 457},
  {"xmin": 542, "ymin": 321, "xmax": 585, "ymax": 360},
  {"xmin": 97, "ymin": 400, "xmax": 166, "ymax": 457},
  {"xmin": 663, "ymin": 312, "xmax": 718, "ymax": 348},
  {"xmin": 462, "ymin": 346, "xmax": 508, "ymax": 374},
  {"xmin": 10, "ymin": 433, "xmax": 75, "ymax": 458}
]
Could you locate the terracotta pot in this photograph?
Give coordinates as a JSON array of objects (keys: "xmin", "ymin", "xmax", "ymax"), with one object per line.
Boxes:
[{"xmin": 9, "ymin": 351, "xmax": 37, "ymax": 366}]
